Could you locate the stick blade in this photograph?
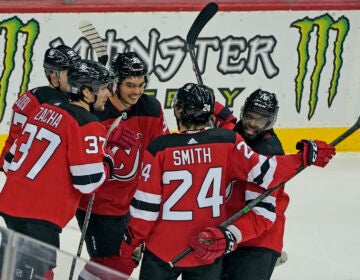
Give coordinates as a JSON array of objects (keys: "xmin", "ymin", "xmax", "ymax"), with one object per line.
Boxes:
[
  {"xmin": 356, "ymin": 115, "xmax": 360, "ymax": 128},
  {"xmin": 78, "ymin": 20, "xmax": 108, "ymax": 62},
  {"xmin": 186, "ymin": 2, "xmax": 219, "ymax": 46}
]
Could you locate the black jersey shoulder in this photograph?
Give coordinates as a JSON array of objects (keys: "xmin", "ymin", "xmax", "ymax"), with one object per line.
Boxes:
[
  {"xmin": 93, "ymin": 98, "xmax": 119, "ymax": 121},
  {"xmin": 48, "ymin": 101, "xmax": 100, "ymax": 127},
  {"xmin": 94, "ymin": 94, "xmax": 162, "ymax": 121},
  {"xmin": 248, "ymin": 129, "xmax": 284, "ymax": 156},
  {"xmin": 147, "ymin": 128, "xmax": 237, "ymax": 156},
  {"xmin": 30, "ymin": 86, "xmax": 69, "ymax": 104},
  {"xmin": 233, "ymin": 122, "xmax": 284, "ymax": 156},
  {"xmin": 128, "ymin": 94, "xmax": 162, "ymax": 118}
]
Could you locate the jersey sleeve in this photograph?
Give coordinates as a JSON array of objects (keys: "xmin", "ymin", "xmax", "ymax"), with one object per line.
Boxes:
[
  {"xmin": 226, "ymin": 134, "xmax": 300, "ymax": 243},
  {"xmin": 229, "ymin": 133, "xmax": 302, "ymax": 191},
  {"xmin": 213, "ymin": 101, "xmax": 237, "ymax": 129},
  {"xmin": 0, "ymin": 92, "xmax": 39, "ymax": 168},
  {"xmin": 68, "ymin": 120, "xmax": 108, "ymax": 194},
  {"xmin": 126, "ymin": 148, "xmax": 161, "ymax": 245},
  {"xmin": 226, "ymin": 180, "xmax": 279, "ymax": 242},
  {"xmin": 150, "ymin": 105, "xmax": 169, "ymax": 139}
]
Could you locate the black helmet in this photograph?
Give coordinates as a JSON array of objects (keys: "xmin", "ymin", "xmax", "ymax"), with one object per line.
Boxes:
[
  {"xmin": 67, "ymin": 59, "xmax": 112, "ymax": 95},
  {"xmin": 43, "ymin": 45, "xmax": 81, "ymax": 73},
  {"xmin": 110, "ymin": 52, "xmax": 148, "ymax": 81},
  {"xmin": 172, "ymin": 83, "xmax": 215, "ymax": 123},
  {"xmin": 241, "ymin": 89, "xmax": 279, "ymax": 129}
]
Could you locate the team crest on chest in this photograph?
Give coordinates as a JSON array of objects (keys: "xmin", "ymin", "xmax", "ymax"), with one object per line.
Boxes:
[{"xmin": 121, "ymin": 111, "xmax": 128, "ymax": 120}]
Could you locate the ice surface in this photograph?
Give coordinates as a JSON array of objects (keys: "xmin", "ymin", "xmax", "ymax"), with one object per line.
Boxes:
[{"xmin": 1, "ymin": 152, "xmax": 359, "ymax": 279}]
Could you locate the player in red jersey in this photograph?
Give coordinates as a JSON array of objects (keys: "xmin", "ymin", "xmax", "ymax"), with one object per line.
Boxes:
[
  {"xmin": 116, "ymin": 83, "xmax": 335, "ymax": 279},
  {"xmin": 0, "ymin": 59, "xmax": 133, "ymax": 279},
  {"xmin": 0, "ymin": 45, "xmax": 81, "ymax": 167},
  {"xmin": 75, "ymin": 52, "xmax": 169, "ymax": 279},
  {"xmin": 217, "ymin": 89, "xmax": 289, "ymax": 280}
]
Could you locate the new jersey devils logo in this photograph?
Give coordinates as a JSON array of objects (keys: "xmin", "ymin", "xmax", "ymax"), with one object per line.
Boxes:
[{"xmin": 110, "ymin": 143, "xmax": 141, "ymax": 181}]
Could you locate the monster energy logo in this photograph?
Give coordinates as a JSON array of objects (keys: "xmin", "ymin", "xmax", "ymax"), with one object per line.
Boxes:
[
  {"xmin": 0, "ymin": 16, "xmax": 39, "ymax": 121},
  {"xmin": 291, "ymin": 14, "xmax": 349, "ymax": 119}
]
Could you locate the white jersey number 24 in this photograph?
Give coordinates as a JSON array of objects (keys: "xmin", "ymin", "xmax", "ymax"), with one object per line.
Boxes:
[{"xmin": 142, "ymin": 165, "xmax": 224, "ymax": 220}]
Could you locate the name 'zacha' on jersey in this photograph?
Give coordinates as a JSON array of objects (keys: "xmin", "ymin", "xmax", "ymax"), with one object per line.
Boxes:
[{"xmin": 33, "ymin": 106, "xmax": 63, "ymax": 128}]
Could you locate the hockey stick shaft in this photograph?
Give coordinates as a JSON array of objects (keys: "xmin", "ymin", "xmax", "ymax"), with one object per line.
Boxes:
[
  {"xmin": 188, "ymin": 46, "xmax": 203, "ymax": 85},
  {"xmin": 169, "ymin": 115, "xmax": 360, "ymax": 266},
  {"xmin": 67, "ymin": 117, "xmax": 122, "ymax": 279},
  {"xmin": 186, "ymin": 2, "xmax": 218, "ymax": 85},
  {"xmin": 68, "ymin": 193, "xmax": 95, "ymax": 280},
  {"xmin": 78, "ymin": 20, "xmax": 108, "ymax": 66},
  {"xmin": 68, "ymin": 22, "xmax": 108, "ymax": 280}
]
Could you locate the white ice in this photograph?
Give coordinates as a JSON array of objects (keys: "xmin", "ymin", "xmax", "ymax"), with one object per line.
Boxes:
[{"xmin": 1, "ymin": 152, "xmax": 359, "ymax": 279}]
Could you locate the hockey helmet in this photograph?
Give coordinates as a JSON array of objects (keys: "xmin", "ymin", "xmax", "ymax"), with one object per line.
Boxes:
[
  {"xmin": 109, "ymin": 52, "xmax": 148, "ymax": 81},
  {"xmin": 241, "ymin": 89, "xmax": 279, "ymax": 129},
  {"xmin": 43, "ymin": 45, "xmax": 81, "ymax": 74},
  {"xmin": 67, "ymin": 59, "xmax": 112, "ymax": 95},
  {"xmin": 172, "ymin": 83, "xmax": 215, "ymax": 123}
]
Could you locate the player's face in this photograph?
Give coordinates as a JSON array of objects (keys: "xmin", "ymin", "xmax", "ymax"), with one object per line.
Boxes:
[
  {"xmin": 94, "ymin": 84, "xmax": 111, "ymax": 111},
  {"xmin": 241, "ymin": 111, "xmax": 269, "ymax": 139},
  {"xmin": 118, "ymin": 76, "xmax": 146, "ymax": 108}
]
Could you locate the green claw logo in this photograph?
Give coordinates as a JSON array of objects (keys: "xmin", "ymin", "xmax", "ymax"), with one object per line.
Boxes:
[
  {"xmin": 291, "ymin": 14, "xmax": 349, "ymax": 119},
  {"xmin": 0, "ymin": 16, "xmax": 39, "ymax": 122}
]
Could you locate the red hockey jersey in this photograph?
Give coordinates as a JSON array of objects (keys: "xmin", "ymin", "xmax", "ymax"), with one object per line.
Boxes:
[
  {"xmin": 0, "ymin": 86, "xmax": 69, "ymax": 166},
  {"xmin": 78, "ymin": 94, "xmax": 169, "ymax": 215},
  {"xmin": 226, "ymin": 180, "xmax": 289, "ymax": 253},
  {"xmin": 226, "ymin": 128, "xmax": 289, "ymax": 253},
  {"xmin": 0, "ymin": 102, "xmax": 108, "ymax": 228},
  {"xmin": 127, "ymin": 128, "xmax": 303, "ymax": 267}
]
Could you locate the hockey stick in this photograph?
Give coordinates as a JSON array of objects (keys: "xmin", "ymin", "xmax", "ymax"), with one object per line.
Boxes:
[
  {"xmin": 169, "ymin": 115, "xmax": 360, "ymax": 266},
  {"xmin": 68, "ymin": 116, "xmax": 122, "ymax": 280},
  {"xmin": 78, "ymin": 20, "xmax": 108, "ymax": 66},
  {"xmin": 68, "ymin": 21, "xmax": 111, "ymax": 280},
  {"xmin": 68, "ymin": 118, "xmax": 120, "ymax": 279},
  {"xmin": 78, "ymin": 19, "xmax": 123, "ymax": 142},
  {"xmin": 186, "ymin": 2, "xmax": 218, "ymax": 85},
  {"xmin": 69, "ymin": 22, "xmax": 119, "ymax": 280},
  {"xmin": 68, "ymin": 194, "xmax": 95, "ymax": 280}
]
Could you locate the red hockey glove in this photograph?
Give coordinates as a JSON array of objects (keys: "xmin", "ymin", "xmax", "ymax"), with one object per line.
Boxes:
[
  {"xmin": 107, "ymin": 123, "xmax": 137, "ymax": 150},
  {"xmin": 213, "ymin": 102, "xmax": 237, "ymax": 129},
  {"xmin": 190, "ymin": 227, "xmax": 238, "ymax": 261},
  {"xmin": 296, "ymin": 140, "xmax": 335, "ymax": 167}
]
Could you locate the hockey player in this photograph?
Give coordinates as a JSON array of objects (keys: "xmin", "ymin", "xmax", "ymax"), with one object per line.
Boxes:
[
  {"xmin": 75, "ymin": 52, "xmax": 169, "ymax": 278},
  {"xmin": 0, "ymin": 59, "xmax": 134, "ymax": 279},
  {"xmin": 0, "ymin": 44, "xmax": 81, "ymax": 166},
  {"xmin": 116, "ymin": 83, "xmax": 335, "ymax": 279},
  {"xmin": 217, "ymin": 89, "xmax": 289, "ymax": 280}
]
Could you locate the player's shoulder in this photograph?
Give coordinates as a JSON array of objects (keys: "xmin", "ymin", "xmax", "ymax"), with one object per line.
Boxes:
[
  {"xmin": 134, "ymin": 94, "xmax": 162, "ymax": 117},
  {"xmin": 12, "ymin": 90, "xmax": 40, "ymax": 111},
  {"xmin": 206, "ymin": 127, "xmax": 237, "ymax": 142},
  {"xmin": 29, "ymin": 86, "xmax": 68, "ymax": 104},
  {"xmin": 48, "ymin": 101, "xmax": 100, "ymax": 127},
  {"xmin": 253, "ymin": 129, "xmax": 284, "ymax": 155},
  {"xmin": 146, "ymin": 128, "xmax": 237, "ymax": 156},
  {"xmin": 93, "ymin": 99, "xmax": 119, "ymax": 121}
]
